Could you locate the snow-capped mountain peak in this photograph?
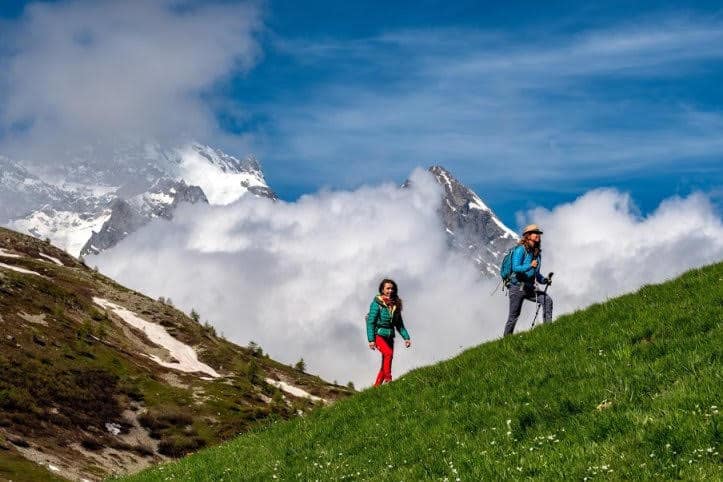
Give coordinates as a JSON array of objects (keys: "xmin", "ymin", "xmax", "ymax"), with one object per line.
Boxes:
[
  {"xmin": 428, "ymin": 165, "xmax": 518, "ymax": 276},
  {"xmin": 3, "ymin": 143, "xmax": 277, "ymax": 257},
  {"xmin": 176, "ymin": 144, "xmax": 276, "ymax": 205}
]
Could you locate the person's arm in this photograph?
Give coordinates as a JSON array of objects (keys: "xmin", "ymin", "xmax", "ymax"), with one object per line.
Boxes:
[
  {"xmin": 535, "ymin": 256, "xmax": 547, "ymax": 283},
  {"xmin": 512, "ymin": 246, "xmax": 532, "ymax": 274},
  {"xmin": 366, "ymin": 301, "xmax": 379, "ymax": 344},
  {"xmin": 396, "ymin": 312, "xmax": 410, "ymax": 341}
]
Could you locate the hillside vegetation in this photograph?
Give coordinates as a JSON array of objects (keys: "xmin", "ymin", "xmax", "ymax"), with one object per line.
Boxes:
[
  {"xmin": 0, "ymin": 228, "xmax": 350, "ymax": 481},
  {"xmin": 122, "ymin": 262, "xmax": 722, "ymax": 481}
]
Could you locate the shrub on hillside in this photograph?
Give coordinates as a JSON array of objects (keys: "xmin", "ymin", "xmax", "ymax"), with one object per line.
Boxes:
[
  {"xmin": 138, "ymin": 407, "xmax": 195, "ymax": 439},
  {"xmin": 158, "ymin": 434, "xmax": 206, "ymax": 457},
  {"xmin": 118, "ymin": 380, "xmax": 144, "ymax": 402},
  {"xmin": 0, "ymin": 388, "xmax": 37, "ymax": 413},
  {"xmin": 81, "ymin": 436, "xmax": 104, "ymax": 451},
  {"xmin": 89, "ymin": 308, "xmax": 108, "ymax": 322},
  {"xmin": 132, "ymin": 442, "xmax": 155, "ymax": 457},
  {"xmin": 190, "ymin": 309, "xmax": 200, "ymax": 323}
]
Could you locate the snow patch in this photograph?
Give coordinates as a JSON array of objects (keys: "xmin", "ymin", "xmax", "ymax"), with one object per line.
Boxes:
[
  {"xmin": 57, "ymin": 181, "xmax": 118, "ymax": 198},
  {"xmin": 177, "ymin": 145, "xmax": 268, "ymax": 205},
  {"xmin": 145, "ymin": 191, "xmax": 175, "ymax": 205},
  {"xmin": 469, "ymin": 194, "xmax": 517, "ymax": 238},
  {"xmin": 0, "ymin": 262, "xmax": 45, "ymax": 277},
  {"xmin": 444, "ymin": 198, "xmax": 457, "ymax": 212},
  {"xmin": 9, "ymin": 209, "xmax": 112, "ymax": 257},
  {"xmin": 93, "ymin": 298, "xmax": 220, "ymax": 378},
  {"xmin": 38, "ymin": 252, "xmax": 64, "ymax": 266},
  {"xmin": 436, "ymin": 168, "xmax": 454, "ymax": 192},
  {"xmin": 494, "ymin": 216, "xmax": 518, "ymax": 239},
  {"xmin": 265, "ymin": 378, "xmax": 326, "ymax": 403},
  {"xmin": 0, "ymin": 248, "xmax": 22, "ymax": 258},
  {"xmin": 468, "ymin": 194, "xmax": 491, "ymax": 212},
  {"xmin": 105, "ymin": 422, "xmax": 122, "ymax": 435}
]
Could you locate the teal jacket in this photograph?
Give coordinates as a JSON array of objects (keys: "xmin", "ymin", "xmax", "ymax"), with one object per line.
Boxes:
[
  {"xmin": 366, "ymin": 296, "xmax": 410, "ymax": 342},
  {"xmin": 510, "ymin": 244, "xmax": 548, "ymax": 287}
]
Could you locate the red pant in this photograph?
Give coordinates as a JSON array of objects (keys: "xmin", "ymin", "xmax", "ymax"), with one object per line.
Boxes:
[{"xmin": 374, "ymin": 335, "xmax": 394, "ymax": 386}]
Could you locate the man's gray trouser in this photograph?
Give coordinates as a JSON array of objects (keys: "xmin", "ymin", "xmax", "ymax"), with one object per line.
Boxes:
[{"xmin": 503, "ymin": 283, "xmax": 553, "ymax": 337}]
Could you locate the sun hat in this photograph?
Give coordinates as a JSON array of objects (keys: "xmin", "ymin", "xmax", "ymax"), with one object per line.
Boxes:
[{"xmin": 522, "ymin": 224, "xmax": 543, "ymax": 235}]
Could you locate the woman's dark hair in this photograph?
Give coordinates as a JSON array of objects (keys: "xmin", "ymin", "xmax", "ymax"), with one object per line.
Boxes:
[
  {"xmin": 518, "ymin": 233, "xmax": 541, "ymax": 257},
  {"xmin": 378, "ymin": 278, "xmax": 398, "ymax": 297},
  {"xmin": 378, "ymin": 279, "xmax": 402, "ymax": 310}
]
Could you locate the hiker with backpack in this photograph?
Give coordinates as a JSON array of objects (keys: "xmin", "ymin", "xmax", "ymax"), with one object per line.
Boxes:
[
  {"xmin": 500, "ymin": 224, "xmax": 553, "ymax": 336},
  {"xmin": 366, "ymin": 278, "xmax": 411, "ymax": 386}
]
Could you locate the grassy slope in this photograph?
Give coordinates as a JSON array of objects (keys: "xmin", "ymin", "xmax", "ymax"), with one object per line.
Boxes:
[
  {"xmin": 0, "ymin": 450, "xmax": 67, "ymax": 482},
  {"xmin": 120, "ymin": 262, "xmax": 722, "ymax": 481},
  {"xmin": 0, "ymin": 227, "xmax": 350, "ymax": 480}
]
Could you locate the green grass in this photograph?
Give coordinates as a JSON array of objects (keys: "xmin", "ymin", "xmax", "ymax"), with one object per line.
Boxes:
[
  {"xmin": 119, "ymin": 263, "xmax": 723, "ymax": 481},
  {"xmin": 0, "ymin": 450, "xmax": 67, "ymax": 482}
]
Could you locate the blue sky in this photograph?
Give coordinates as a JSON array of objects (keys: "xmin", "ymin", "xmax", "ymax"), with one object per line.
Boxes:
[{"xmin": 2, "ymin": 0, "xmax": 723, "ymax": 228}]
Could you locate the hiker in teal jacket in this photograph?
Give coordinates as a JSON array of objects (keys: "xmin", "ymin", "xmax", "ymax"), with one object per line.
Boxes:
[
  {"xmin": 366, "ymin": 278, "xmax": 411, "ymax": 386},
  {"xmin": 503, "ymin": 224, "xmax": 553, "ymax": 336}
]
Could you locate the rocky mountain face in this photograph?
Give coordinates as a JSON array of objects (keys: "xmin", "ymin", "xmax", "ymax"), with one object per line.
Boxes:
[
  {"xmin": 0, "ymin": 228, "xmax": 350, "ymax": 481},
  {"xmin": 426, "ymin": 166, "xmax": 518, "ymax": 276},
  {"xmin": 0, "ymin": 157, "xmax": 107, "ymax": 226},
  {"xmin": 80, "ymin": 179, "xmax": 207, "ymax": 257},
  {"xmin": 2, "ymin": 143, "xmax": 276, "ymax": 257},
  {"xmin": 4, "ymin": 147, "xmax": 514, "ymax": 276}
]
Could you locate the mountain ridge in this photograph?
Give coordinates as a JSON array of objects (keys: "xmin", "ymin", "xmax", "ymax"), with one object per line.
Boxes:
[
  {"xmin": 427, "ymin": 165, "xmax": 518, "ymax": 275},
  {"xmin": 2, "ymin": 143, "xmax": 276, "ymax": 257},
  {"xmin": 4, "ymin": 151, "xmax": 517, "ymax": 277}
]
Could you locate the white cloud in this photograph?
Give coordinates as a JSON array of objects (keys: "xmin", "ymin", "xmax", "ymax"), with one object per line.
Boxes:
[
  {"xmin": 94, "ymin": 170, "xmax": 505, "ymax": 387},
  {"xmin": 0, "ymin": 0, "xmax": 262, "ymax": 160},
  {"xmin": 93, "ymin": 171, "xmax": 723, "ymax": 387},
  {"xmin": 522, "ymin": 189, "xmax": 723, "ymax": 312}
]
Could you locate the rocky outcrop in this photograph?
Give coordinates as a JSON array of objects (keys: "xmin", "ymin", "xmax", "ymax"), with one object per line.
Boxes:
[
  {"xmin": 427, "ymin": 165, "xmax": 518, "ymax": 276},
  {"xmin": 81, "ymin": 179, "xmax": 207, "ymax": 256}
]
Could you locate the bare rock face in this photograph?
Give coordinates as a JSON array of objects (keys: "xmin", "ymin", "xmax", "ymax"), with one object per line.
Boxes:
[
  {"xmin": 0, "ymin": 157, "xmax": 100, "ymax": 222},
  {"xmin": 427, "ymin": 165, "xmax": 518, "ymax": 277},
  {"xmin": 80, "ymin": 179, "xmax": 207, "ymax": 257}
]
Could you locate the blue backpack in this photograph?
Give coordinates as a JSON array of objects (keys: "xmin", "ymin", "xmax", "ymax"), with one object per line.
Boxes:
[{"xmin": 499, "ymin": 245, "xmax": 520, "ymax": 283}]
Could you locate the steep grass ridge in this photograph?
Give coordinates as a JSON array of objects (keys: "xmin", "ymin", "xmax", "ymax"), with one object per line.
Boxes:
[{"xmin": 122, "ymin": 262, "xmax": 722, "ymax": 481}]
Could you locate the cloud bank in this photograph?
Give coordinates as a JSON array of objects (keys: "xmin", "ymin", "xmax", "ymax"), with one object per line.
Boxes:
[
  {"xmin": 522, "ymin": 189, "xmax": 723, "ymax": 312},
  {"xmin": 93, "ymin": 171, "xmax": 723, "ymax": 387},
  {"xmin": 95, "ymin": 170, "xmax": 502, "ymax": 386},
  {"xmin": 0, "ymin": 0, "xmax": 262, "ymax": 161}
]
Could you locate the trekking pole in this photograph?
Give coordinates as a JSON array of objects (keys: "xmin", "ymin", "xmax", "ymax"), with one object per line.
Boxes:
[
  {"xmin": 531, "ymin": 272, "xmax": 554, "ymax": 328},
  {"xmin": 489, "ymin": 278, "xmax": 503, "ymax": 296}
]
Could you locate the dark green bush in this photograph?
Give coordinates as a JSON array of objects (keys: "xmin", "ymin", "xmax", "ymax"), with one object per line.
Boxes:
[{"xmin": 158, "ymin": 435, "xmax": 206, "ymax": 457}]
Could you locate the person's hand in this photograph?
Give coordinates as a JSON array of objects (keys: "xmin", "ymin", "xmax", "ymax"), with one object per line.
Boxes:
[
  {"xmin": 531, "ymin": 259, "xmax": 538, "ymax": 268},
  {"xmin": 368, "ymin": 342, "xmax": 377, "ymax": 350},
  {"xmin": 404, "ymin": 339, "xmax": 411, "ymax": 348}
]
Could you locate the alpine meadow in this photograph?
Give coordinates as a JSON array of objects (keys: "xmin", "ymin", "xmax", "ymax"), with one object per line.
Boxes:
[
  {"xmin": 118, "ymin": 263, "xmax": 722, "ymax": 481},
  {"xmin": 2, "ymin": 1, "xmax": 723, "ymax": 480}
]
